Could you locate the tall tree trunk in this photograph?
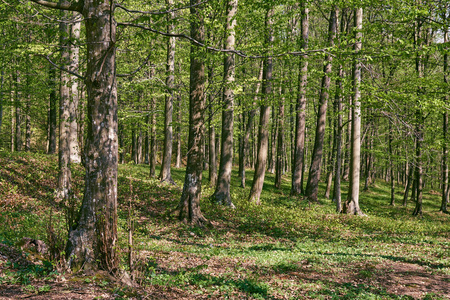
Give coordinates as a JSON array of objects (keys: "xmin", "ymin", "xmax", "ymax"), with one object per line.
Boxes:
[
  {"xmin": 241, "ymin": 62, "xmax": 263, "ymax": 188},
  {"xmin": 14, "ymin": 71, "xmax": 22, "ymax": 152},
  {"xmin": 0, "ymin": 70, "xmax": 3, "ymax": 140},
  {"xmin": 212, "ymin": 0, "xmax": 237, "ymax": 207},
  {"xmin": 69, "ymin": 12, "xmax": 81, "ymax": 163},
  {"xmin": 57, "ymin": 14, "xmax": 72, "ymax": 199},
  {"xmin": 275, "ymin": 85, "xmax": 285, "ymax": 189},
  {"xmin": 291, "ymin": 3, "xmax": 309, "ymax": 196},
  {"xmin": 305, "ymin": 7, "xmax": 337, "ymax": 202},
  {"xmin": 35, "ymin": 0, "xmax": 121, "ymax": 273},
  {"xmin": 333, "ymin": 63, "xmax": 344, "ymax": 212},
  {"xmin": 441, "ymin": 27, "xmax": 449, "ymax": 213},
  {"xmin": 159, "ymin": 0, "xmax": 176, "ymax": 184},
  {"xmin": 343, "ymin": 7, "xmax": 364, "ymax": 215},
  {"xmin": 389, "ymin": 120, "xmax": 395, "ymax": 205},
  {"xmin": 144, "ymin": 113, "xmax": 149, "ymax": 164},
  {"xmin": 149, "ymin": 67, "xmax": 157, "ymax": 177},
  {"xmin": 25, "ymin": 63, "xmax": 31, "ymax": 151},
  {"xmin": 25, "ymin": 91, "xmax": 31, "ymax": 151},
  {"xmin": 413, "ymin": 17, "xmax": 424, "ymax": 217},
  {"xmin": 342, "ymin": 104, "xmax": 351, "ymax": 181},
  {"xmin": 324, "ymin": 104, "xmax": 335, "ymax": 199},
  {"xmin": 175, "ymin": 91, "xmax": 182, "ymax": 168},
  {"xmin": 248, "ymin": 8, "xmax": 273, "ymax": 205},
  {"xmin": 176, "ymin": 0, "xmax": 208, "ymax": 225},
  {"xmin": 208, "ymin": 65, "xmax": 217, "ymax": 186},
  {"xmin": 268, "ymin": 107, "xmax": 277, "ymax": 174}
]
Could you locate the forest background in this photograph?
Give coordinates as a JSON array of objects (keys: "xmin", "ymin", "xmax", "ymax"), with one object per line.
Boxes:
[{"xmin": 0, "ymin": 0, "xmax": 449, "ymax": 299}]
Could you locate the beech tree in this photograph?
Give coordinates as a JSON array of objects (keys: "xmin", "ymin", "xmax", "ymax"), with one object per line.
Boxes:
[
  {"xmin": 212, "ymin": 0, "xmax": 238, "ymax": 207},
  {"xmin": 159, "ymin": 0, "xmax": 176, "ymax": 185},
  {"xmin": 343, "ymin": 7, "xmax": 364, "ymax": 215},
  {"xmin": 175, "ymin": 0, "xmax": 208, "ymax": 225},
  {"xmin": 304, "ymin": 6, "xmax": 337, "ymax": 202},
  {"xmin": 31, "ymin": 0, "xmax": 119, "ymax": 272},
  {"xmin": 248, "ymin": 8, "xmax": 273, "ymax": 205}
]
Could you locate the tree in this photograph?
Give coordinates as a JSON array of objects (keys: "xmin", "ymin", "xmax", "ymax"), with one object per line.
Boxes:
[
  {"xmin": 304, "ymin": 6, "xmax": 337, "ymax": 202},
  {"xmin": 343, "ymin": 7, "xmax": 364, "ymax": 215},
  {"xmin": 212, "ymin": 0, "xmax": 238, "ymax": 207},
  {"xmin": 248, "ymin": 8, "xmax": 273, "ymax": 205},
  {"xmin": 175, "ymin": 0, "xmax": 208, "ymax": 225},
  {"xmin": 159, "ymin": 0, "xmax": 176, "ymax": 185},
  {"xmin": 31, "ymin": 0, "xmax": 119, "ymax": 272}
]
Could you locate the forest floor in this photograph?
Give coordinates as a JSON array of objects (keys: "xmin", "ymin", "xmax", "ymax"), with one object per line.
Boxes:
[{"xmin": 0, "ymin": 150, "xmax": 449, "ymax": 299}]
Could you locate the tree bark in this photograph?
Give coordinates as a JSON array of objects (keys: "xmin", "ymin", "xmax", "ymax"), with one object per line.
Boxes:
[
  {"xmin": 56, "ymin": 14, "xmax": 72, "ymax": 200},
  {"xmin": 212, "ymin": 0, "xmax": 237, "ymax": 207},
  {"xmin": 149, "ymin": 67, "xmax": 157, "ymax": 177},
  {"xmin": 69, "ymin": 12, "xmax": 81, "ymax": 164},
  {"xmin": 305, "ymin": 7, "xmax": 337, "ymax": 202},
  {"xmin": 413, "ymin": 17, "xmax": 424, "ymax": 217},
  {"xmin": 248, "ymin": 8, "xmax": 273, "ymax": 205},
  {"xmin": 0, "ymin": 70, "xmax": 3, "ymax": 140},
  {"xmin": 291, "ymin": 4, "xmax": 309, "ymax": 196},
  {"xmin": 333, "ymin": 63, "xmax": 343, "ymax": 212},
  {"xmin": 389, "ymin": 121, "xmax": 395, "ymax": 206},
  {"xmin": 64, "ymin": 0, "xmax": 119, "ymax": 273},
  {"xmin": 275, "ymin": 85, "xmax": 285, "ymax": 189},
  {"xmin": 343, "ymin": 7, "xmax": 364, "ymax": 215},
  {"xmin": 14, "ymin": 71, "xmax": 22, "ymax": 152},
  {"xmin": 159, "ymin": 0, "xmax": 176, "ymax": 184},
  {"xmin": 441, "ymin": 28, "xmax": 449, "ymax": 213},
  {"xmin": 176, "ymin": 0, "xmax": 208, "ymax": 225},
  {"xmin": 175, "ymin": 91, "xmax": 182, "ymax": 168},
  {"xmin": 208, "ymin": 66, "xmax": 217, "ymax": 186}
]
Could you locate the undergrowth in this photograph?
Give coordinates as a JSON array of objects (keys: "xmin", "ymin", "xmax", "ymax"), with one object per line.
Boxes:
[{"xmin": 1, "ymin": 150, "xmax": 449, "ymax": 299}]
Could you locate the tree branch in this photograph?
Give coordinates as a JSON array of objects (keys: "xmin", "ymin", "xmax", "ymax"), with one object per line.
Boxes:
[
  {"xmin": 117, "ymin": 22, "xmax": 334, "ymax": 59},
  {"xmin": 37, "ymin": 54, "xmax": 85, "ymax": 80},
  {"xmin": 117, "ymin": 52, "xmax": 152, "ymax": 77},
  {"xmin": 29, "ymin": 0, "xmax": 83, "ymax": 12},
  {"xmin": 114, "ymin": 0, "xmax": 211, "ymax": 15}
]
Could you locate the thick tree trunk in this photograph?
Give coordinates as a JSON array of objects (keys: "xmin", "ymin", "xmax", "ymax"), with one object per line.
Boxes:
[
  {"xmin": 212, "ymin": 0, "xmax": 237, "ymax": 207},
  {"xmin": 69, "ymin": 12, "xmax": 81, "ymax": 164},
  {"xmin": 176, "ymin": 0, "xmax": 208, "ymax": 225},
  {"xmin": 291, "ymin": 4, "xmax": 308, "ymax": 196},
  {"xmin": 248, "ymin": 9, "xmax": 273, "ymax": 205},
  {"xmin": 57, "ymin": 15, "xmax": 72, "ymax": 200},
  {"xmin": 65, "ymin": 0, "xmax": 119, "ymax": 273},
  {"xmin": 343, "ymin": 7, "xmax": 364, "ymax": 215},
  {"xmin": 159, "ymin": 0, "xmax": 176, "ymax": 184},
  {"xmin": 305, "ymin": 7, "xmax": 337, "ymax": 202}
]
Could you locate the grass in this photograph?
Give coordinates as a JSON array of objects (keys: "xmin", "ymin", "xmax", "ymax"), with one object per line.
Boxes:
[{"xmin": 0, "ymin": 149, "xmax": 449, "ymax": 299}]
